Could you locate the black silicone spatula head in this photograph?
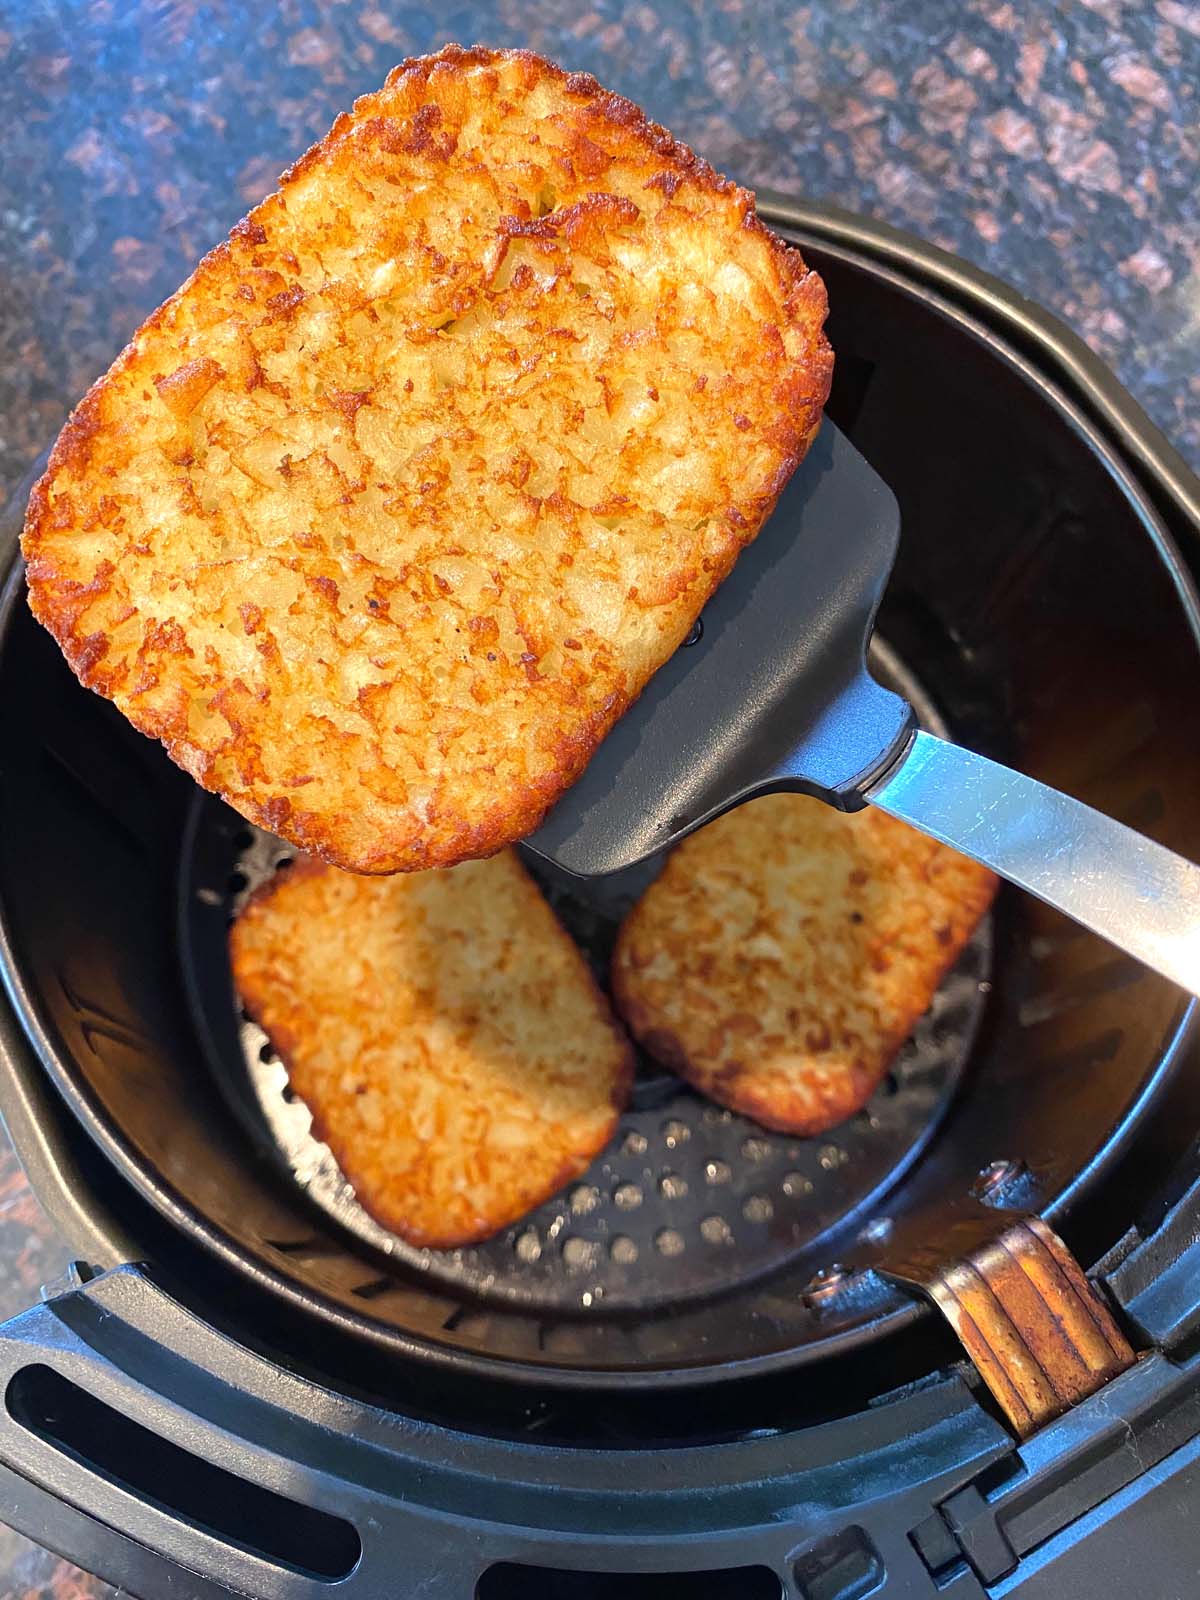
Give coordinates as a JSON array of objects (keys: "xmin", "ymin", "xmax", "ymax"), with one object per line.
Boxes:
[
  {"xmin": 527, "ymin": 421, "xmax": 915, "ymax": 877},
  {"xmin": 528, "ymin": 421, "xmax": 1200, "ymax": 1002}
]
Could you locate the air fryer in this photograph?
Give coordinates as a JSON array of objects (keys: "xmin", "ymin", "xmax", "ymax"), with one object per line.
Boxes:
[{"xmin": 0, "ymin": 197, "xmax": 1199, "ymax": 1600}]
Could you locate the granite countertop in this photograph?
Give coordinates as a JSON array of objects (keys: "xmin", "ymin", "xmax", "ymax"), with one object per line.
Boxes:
[{"xmin": 0, "ymin": 0, "xmax": 1197, "ymax": 1594}]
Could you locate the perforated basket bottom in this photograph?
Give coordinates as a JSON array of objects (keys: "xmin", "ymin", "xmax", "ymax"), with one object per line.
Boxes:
[{"xmin": 180, "ymin": 639, "xmax": 991, "ymax": 1316}]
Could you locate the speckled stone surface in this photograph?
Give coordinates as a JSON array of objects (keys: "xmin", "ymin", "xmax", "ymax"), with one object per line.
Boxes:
[
  {"xmin": 0, "ymin": 0, "xmax": 1197, "ymax": 509},
  {"xmin": 0, "ymin": 1, "xmax": 1197, "ymax": 1593}
]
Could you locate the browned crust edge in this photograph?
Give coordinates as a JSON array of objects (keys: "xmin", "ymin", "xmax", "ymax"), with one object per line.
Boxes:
[
  {"xmin": 229, "ymin": 852, "xmax": 634, "ymax": 1248},
  {"xmin": 22, "ymin": 42, "xmax": 833, "ymax": 876}
]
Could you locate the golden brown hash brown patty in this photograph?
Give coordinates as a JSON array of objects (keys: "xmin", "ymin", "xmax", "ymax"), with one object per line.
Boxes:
[
  {"xmin": 612, "ymin": 796, "xmax": 997, "ymax": 1136},
  {"xmin": 23, "ymin": 44, "xmax": 832, "ymax": 873},
  {"xmin": 230, "ymin": 850, "xmax": 633, "ymax": 1247}
]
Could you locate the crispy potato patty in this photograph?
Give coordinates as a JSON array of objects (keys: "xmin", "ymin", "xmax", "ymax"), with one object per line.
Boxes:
[
  {"xmin": 230, "ymin": 850, "xmax": 633, "ymax": 1247},
  {"xmin": 23, "ymin": 44, "xmax": 832, "ymax": 872},
  {"xmin": 612, "ymin": 796, "xmax": 997, "ymax": 1135}
]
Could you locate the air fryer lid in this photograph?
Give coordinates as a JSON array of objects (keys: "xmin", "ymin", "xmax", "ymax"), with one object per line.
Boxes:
[{"xmin": 1, "ymin": 217, "xmax": 1198, "ymax": 1391}]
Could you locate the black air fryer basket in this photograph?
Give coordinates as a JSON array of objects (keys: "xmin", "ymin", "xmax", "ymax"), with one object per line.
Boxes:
[{"xmin": 2, "ymin": 197, "xmax": 1200, "ymax": 1600}]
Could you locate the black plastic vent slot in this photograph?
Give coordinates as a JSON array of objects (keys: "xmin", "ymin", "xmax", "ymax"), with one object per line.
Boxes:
[
  {"xmin": 478, "ymin": 1565, "xmax": 781, "ymax": 1599},
  {"xmin": 6, "ymin": 1364, "xmax": 361, "ymax": 1580}
]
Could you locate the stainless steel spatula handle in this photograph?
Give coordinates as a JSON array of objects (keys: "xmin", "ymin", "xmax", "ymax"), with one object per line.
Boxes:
[{"xmin": 868, "ymin": 730, "xmax": 1200, "ymax": 999}]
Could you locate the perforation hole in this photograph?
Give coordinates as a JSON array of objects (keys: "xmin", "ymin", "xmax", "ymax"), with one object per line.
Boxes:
[
  {"xmin": 514, "ymin": 1229, "xmax": 541, "ymax": 1264},
  {"xmin": 562, "ymin": 1237, "xmax": 598, "ymax": 1271},
  {"xmin": 700, "ymin": 1215, "xmax": 734, "ymax": 1246}
]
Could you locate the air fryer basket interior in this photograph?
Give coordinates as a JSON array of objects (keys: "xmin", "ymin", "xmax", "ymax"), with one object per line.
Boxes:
[{"xmin": 1, "ymin": 228, "xmax": 1199, "ymax": 1388}]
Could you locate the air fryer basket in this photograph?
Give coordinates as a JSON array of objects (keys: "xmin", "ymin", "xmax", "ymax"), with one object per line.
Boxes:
[{"xmin": 1, "ymin": 206, "xmax": 1199, "ymax": 1395}]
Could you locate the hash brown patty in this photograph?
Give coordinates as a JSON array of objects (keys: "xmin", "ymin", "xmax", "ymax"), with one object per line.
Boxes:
[
  {"xmin": 229, "ymin": 850, "xmax": 633, "ymax": 1247},
  {"xmin": 612, "ymin": 796, "xmax": 997, "ymax": 1136},
  {"xmin": 23, "ymin": 44, "xmax": 832, "ymax": 872}
]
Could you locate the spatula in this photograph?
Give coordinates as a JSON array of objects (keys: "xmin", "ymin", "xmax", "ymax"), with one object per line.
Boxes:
[{"xmin": 528, "ymin": 421, "xmax": 1200, "ymax": 1000}]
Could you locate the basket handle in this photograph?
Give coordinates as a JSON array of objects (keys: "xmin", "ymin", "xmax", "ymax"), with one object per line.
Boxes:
[{"xmin": 883, "ymin": 1207, "xmax": 1135, "ymax": 1437}]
